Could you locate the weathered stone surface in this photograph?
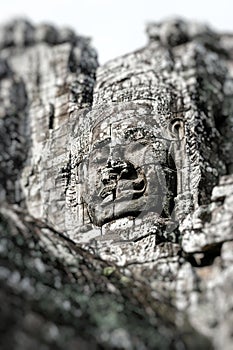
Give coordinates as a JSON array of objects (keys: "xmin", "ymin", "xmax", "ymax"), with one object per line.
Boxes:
[
  {"xmin": 0, "ymin": 18, "xmax": 232, "ymax": 349},
  {"xmin": 0, "ymin": 204, "xmax": 212, "ymax": 350}
]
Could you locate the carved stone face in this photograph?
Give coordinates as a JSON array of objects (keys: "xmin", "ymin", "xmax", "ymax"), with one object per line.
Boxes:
[{"xmin": 80, "ymin": 117, "xmax": 176, "ymax": 227}]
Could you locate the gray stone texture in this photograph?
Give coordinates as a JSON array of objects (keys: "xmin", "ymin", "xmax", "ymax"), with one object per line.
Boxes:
[{"xmin": 0, "ymin": 18, "xmax": 232, "ymax": 349}]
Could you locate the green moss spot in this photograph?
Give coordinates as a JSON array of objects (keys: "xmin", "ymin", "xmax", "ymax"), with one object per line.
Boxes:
[{"xmin": 103, "ymin": 266, "xmax": 116, "ymax": 277}]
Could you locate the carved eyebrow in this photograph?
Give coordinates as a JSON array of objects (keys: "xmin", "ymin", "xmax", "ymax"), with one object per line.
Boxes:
[{"xmin": 92, "ymin": 137, "xmax": 111, "ymax": 150}]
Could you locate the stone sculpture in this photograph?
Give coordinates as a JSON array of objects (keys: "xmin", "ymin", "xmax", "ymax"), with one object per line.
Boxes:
[
  {"xmin": 0, "ymin": 18, "xmax": 233, "ymax": 350},
  {"xmin": 80, "ymin": 107, "xmax": 177, "ymax": 227}
]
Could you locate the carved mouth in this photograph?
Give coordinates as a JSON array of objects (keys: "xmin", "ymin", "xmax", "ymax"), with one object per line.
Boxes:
[
  {"xmin": 99, "ymin": 176, "xmax": 146, "ymax": 204},
  {"xmin": 99, "ymin": 184, "xmax": 116, "ymax": 200}
]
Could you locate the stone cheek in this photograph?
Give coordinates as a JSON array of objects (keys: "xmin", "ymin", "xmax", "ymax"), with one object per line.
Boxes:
[{"xmin": 80, "ymin": 120, "xmax": 177, "ymax": 227}]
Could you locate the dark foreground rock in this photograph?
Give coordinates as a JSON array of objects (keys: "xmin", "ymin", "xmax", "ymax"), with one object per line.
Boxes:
[{"xmin": 0, "ymin": 205, "xmax": 212, "ymax": 350}]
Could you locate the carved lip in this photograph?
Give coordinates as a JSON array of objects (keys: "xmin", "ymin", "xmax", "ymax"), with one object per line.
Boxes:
[
  {"xmin": 99, "ymin": 176, "xmax": 146, "ymax": 204},
  {"xmin": 99, "ymin": 184, "xmax": 116, "ymax": 199}
]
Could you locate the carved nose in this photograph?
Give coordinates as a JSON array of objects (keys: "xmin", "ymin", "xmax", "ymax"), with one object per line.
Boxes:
[
  {"xmin": 108, "ymin": 159, "xmax": 136, "ymax": 178},
  {"xmin": 99, "ymin": 159, "xmax": 146, "ymax": 201},
  {"xmin": 101, "ymin": 159, "xmax": 125, "ymax": 185},
  {"xmin": 101, "ymin": 168, "xmax": 117, "ymax": 185},
  {"xmin": 107, "ymin": 159, "xmax": 127, "ymax": 170},
  {"xmin": 101, "ymin": 159, "xmax": 137, "ymax": 185}
]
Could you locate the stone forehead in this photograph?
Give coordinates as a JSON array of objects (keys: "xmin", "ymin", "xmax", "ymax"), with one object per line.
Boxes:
[
  {"xmin": 88, "ymin": 101, "xmax": 178, "ymax": 132},
  {"xmin": 90, "ymin": 119, "xmax": 172, "ymax": 153}
]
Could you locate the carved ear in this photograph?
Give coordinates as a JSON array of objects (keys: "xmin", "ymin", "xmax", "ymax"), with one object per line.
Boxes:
[{"xmin": 169, "ymin": 118, "xmax": 184, "ymax": 140}]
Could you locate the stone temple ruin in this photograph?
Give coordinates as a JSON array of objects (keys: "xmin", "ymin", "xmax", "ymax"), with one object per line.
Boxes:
[{"xmin": 0, "ymin": 18, "xmax": 233, "ymax": 350}]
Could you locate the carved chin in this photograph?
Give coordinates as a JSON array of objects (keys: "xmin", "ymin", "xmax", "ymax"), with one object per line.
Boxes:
[
  {"xmin": 87, "ymin": 195, "xmax": 164, "ymax": 227},
  {"xmin": 88, "ymin": 197, "xmax": 146, "ymax": 226}
]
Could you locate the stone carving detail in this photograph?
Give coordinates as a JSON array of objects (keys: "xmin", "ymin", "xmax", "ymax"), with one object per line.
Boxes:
[
  {"xmin": 0, "ymin": 18, "xmax": 233, "ymax": 350},
  {"xmin": 80, "ymin": 115, "xmax": 177, "ymax": 227}
]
